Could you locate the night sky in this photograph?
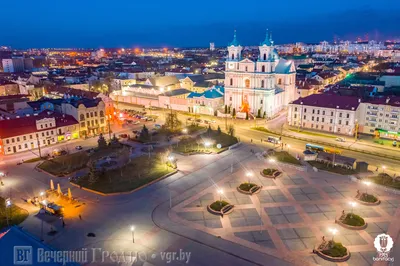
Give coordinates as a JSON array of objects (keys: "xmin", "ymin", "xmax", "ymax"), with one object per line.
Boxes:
[{"xmin": 2, "ymin": 0, "xmax": 400, "ymax": 48}]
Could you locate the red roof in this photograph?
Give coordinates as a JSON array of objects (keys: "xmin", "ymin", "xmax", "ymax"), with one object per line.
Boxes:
[
  {"xmin": 292, "ymin": 94, "xmax": 361, "ymax": 110},
  {"xmin": 0, "ymin": 112, "xmax": 78, "ymax": 139},
  {"xmin": 366, "ymin": 97, "xmax": 400, "ymax": 108}
]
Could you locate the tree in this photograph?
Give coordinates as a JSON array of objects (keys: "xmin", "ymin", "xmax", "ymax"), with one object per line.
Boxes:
[
  {"xmin": 224, "ymin": 105, "xmax": 228, "ymax": 114},
  {"xmin": 232, "ymin": 108, "xmax": 236, "ymax": 118},
  {"xmin": 88, "ymin": 164, "xmax": 99, "ymax": 185},
  {"xmin": 109, "ymin": 134, "xmax": 120, "ymax": 147},
  {"xmin": 98, "ymin": 133, "xmax": 107, "ymax": 149},
  {"xmin": 139, "ymin": 125, "xmax": 150, "ymax": 141},
  {"xmin": 217, "ymin": 125, "xmax": 222, "ymax": 135},
  {"xmin": 165, "ymin": 112, "xmax": 181, "ymax": 132},
  {"xmin": 228, "ymin": 124, "xmax": 235, "ymax": 137}
]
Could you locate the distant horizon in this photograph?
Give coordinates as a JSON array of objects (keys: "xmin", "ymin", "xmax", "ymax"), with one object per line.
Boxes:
[{"xmin": 2, "ymin": 0, "xmax": 400, "ymax": 49}]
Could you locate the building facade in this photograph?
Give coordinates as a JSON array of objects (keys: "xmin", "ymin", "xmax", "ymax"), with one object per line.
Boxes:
[{"xmin": 224, "ymin": 31, "xmax": 297, "ymax": 118}]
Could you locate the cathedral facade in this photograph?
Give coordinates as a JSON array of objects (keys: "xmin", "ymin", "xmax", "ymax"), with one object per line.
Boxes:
[{"xmin": 224, "ymin": 31, "xmax": 298, "ymax": 118}]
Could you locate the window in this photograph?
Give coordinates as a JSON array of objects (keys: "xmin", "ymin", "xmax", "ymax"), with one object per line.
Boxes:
[
  {"xmin": 338, "ymin": 120, "xmax": 342, "ymax": 125},
  {"xmin": 43, "ymin": 140, "xmax": 45, "ymax": 144},
  {"xmin": 312, "ymin": 116, "xmax": 314, "ymax": 121},
  {"xmin": 17, "ymin": 137, "xmax": 20, "ymax": 141},
  {"xmin": 12, "ymin": 138, "xmax": 15, "ymax": 143},
  {"xmin": 90, "ymin": 112, "xmax": 93, "ymax": 118},
  {"xmin": 99, "ymin": 111, "xmax": 104, "ymax": 117},
  {"xmin": 229, "ymin": 97, "xmax": 232, "ymax": 101},
  {"xmin": 58, "ymin": 129, "xmax": 62, "ymax": 135},
  {"xmin": 18, "ymin": 145, "xmax": 21, "ymax": 150},
  {"xmin": 51, "ymin": 130, "xmax": 53, "ymax": 134},
  {"xmin": 23, "ymin": 136, "xmax": 26, "ymax": 141},
  {"xmin": 321, "ymin": 125, "xmax": 324, "ymax": 130},
  {"xmin": 339, "ymin": 113, "xmax": 342, "ymax": 118},
  {"xmin": 312, "ymin": 109, "xmax": 315, "ymax": 114},
  {"xmin": 322, "ymin": 118, "xmax": 325, "ymax": 122},
  {"xmin": 337, "ymin": 128, "xmax": 341, "ymax": 133},
  {"xmin": 330, "ymin": 119, "xmax": 333, "ymax": 123},
  {"xmin": 346, "ymin": 113, "xmax": 350, "ymax": 118},
  {"xmin": 244, "ymin": 79, "xmax": 250, "ymax": 88},
  {"xmin": 261, "ymin": 65, "xmax": 265, "ymax": 72},
  {"xmin": 42, "ymin": 133, "xmax": 44, "ymax": 137},
  {"xmin": 46, "ymin": 131, "xmax": 49, "ymax": 136},
  {"xmin": 100, "ymin": 119, "xmax": 104, "ymax": 124},
  {"xmin": 295, "ymin": 107, "xmax": 298, "ymax": 112},
  {"xmin": 40, "ymin": 125, "xmax": 43, "ymax": 129},
  {"xmin": 329, "ymin": 127, "xmax": 332, "ymax": 131},
  {"xmin": 245, "ymin": 66, "xmax": 248, "ymax": 72},
  {"xmin": 260, "ymin": 100, "xmax": 263, "ymax": 104},
  {"xmin": 49, "ymin": 123, "xmax": 52, "ymax": 127},
  {"xmin": 81, "ymin": 122, "xmax": 85, "ymax": 127},
  {"xmin": 45, "ymin": 124, "xmax": 48, "ymax": 128},
  {"xmin": 261, "ymin": 80, "xmax": 265, "ymax": 88},
  {"xmin": 304, "ymin": 108, "xmax": 307, "ymax": 113},
  {"xmin": 6, "ymin": 139, "xmax": 9, "ymax": 144},
  {"xmin": 87, "ymin": 121, "xmax": 90, "ymax": 127},
  {"xmin": 278, "ymin": 79, "xmax": 282, "ymax": 85},
  {"xmin": 24, "ymin": 143, "xmax": 28, "ymax": 149},
  {"xmin": 86, "ymin": 113, "xmax": 89, "ymax": 118},
  {"xmin": 316, "ymin": 125, "xmax": 319, "ymax": 129},
  {"xmin": 346, "ymin": 121, "xmax": 349, "ymax": 125},
  {"xmin": 80, "ymin": 114, "xmax": 85, "ymax": 121},
  {"xmin": 7, "ymin": 147, "xmax": 11, "ymax": 152},
  {"xmin": 231, "ymin": 54, "xmax": 234, "ymax": 60},
  {"xmin": 263, "ymin": 54, "xmax": 266, "ymax": 60},
  {"xmin": 322, "ymin": 111, "xmax": 325, "ymax": 115},
  {"xmin": 94, "ymin": 112, "xmax": 97, "ymax": 117},
  {"xmin": 311, "ymin": 124, "xmax": 314, "ymax": 128},
  {"xmin": 331, "ymin": 111, "xmax": 334, "ymax": 116},
  {"xmin": 294, "ymin": 114, "xmax": 297, "ymax": 119},
  {"xmin": 30, "ymin": 135, "xmax": 33, "ymax": 139},
  {"xmin": 230, "ymin": 78, "xmax": 233, "ymax": 86},
  {"xmin": 317, "ymin": 110, "xmax": 320, "ymax": 115},
  {"xmin": 316, "ymin": 117, "xmax": 319, "ymax": 122},
  {"xmin": 303, "ymin": 115, "xmax": 306, "ymax": 119}
]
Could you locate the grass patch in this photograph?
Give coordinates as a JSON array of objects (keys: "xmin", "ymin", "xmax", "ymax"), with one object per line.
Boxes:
[
  {"xmin": 0, "ymin": 197, "xmax": 29, "ymax": 230},
  {"xmin": 359, "ymin": 193, "xmax": 378, "ymax": 203},
  {"xmin": 342, "ymin": 213, "xmax": 365, "ymax": 226},
  {"xmin": 75, "ymin": 155, "xmax": 174, "ymax": 194},
  {"xmin": 274, "ymin": 151, "xmax": 301, "ymax": 165},
  {"xmin": 24, "ymin": 157, "xmax": 42, "ymax": 163},
  {"xmin": 262, "ymin": 168, "xmax": 277, "ymax": 176},
  {"xmin": 289, "ymin": 129, "xmax": 336, "ymax": 139},
  {"xmin": 239, "ymin": 183, "xmax": 257, "ymax": 192},
  {"xmin": 368, "ymin": 173, "xmax": 400, "ymax": 190},
  {"xmin": 308, "ymin": 161, "xmax": 357, "ymax": 175},
  {"xmin": 38, "ymin": 147, "xmax": 123, "ymax": 176},
  {"xmin": 209, "ymin": 200, "xmax": 229, "ymax": 212},
  {"xmin": 252, "ymin": 127, "xmax": 274, "ymax": 134},
  {"xmin": 174, "ymin": 129, "xmax": 237, "ymax": 154},
  {"xmin": 322, "ymin": 241, "xmax": 348, "ymax": 258}
]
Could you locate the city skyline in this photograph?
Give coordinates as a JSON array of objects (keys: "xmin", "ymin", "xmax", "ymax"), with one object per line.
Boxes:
[{"xmin": 2, "ymin": 0, "xmax": 400, "ymax": 48}]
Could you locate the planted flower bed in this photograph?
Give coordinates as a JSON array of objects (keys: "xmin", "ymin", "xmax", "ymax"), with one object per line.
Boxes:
[
  {"xmin": 336, "ymin": 213, "xmax": 367, "ymax": 230},
  {"xmin": 315, "ymin": 240, "xmax": 350, "ymax": 262},
  {"xmin": 207, "ymin": 200, "xmax": 234, "ymax": 216},
  {"xmin": 355, "ymin": 191, "xmax": 380, "ymax": 206},
  {"xmin": 237, "ymin": 183, "xmax": 262, "ymax": 195},
  {"xmin": 260, "ymin": 168, "xmax": 282, "ymax": 178}
]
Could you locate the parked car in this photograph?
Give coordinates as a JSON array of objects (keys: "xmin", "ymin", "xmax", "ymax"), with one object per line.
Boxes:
[
  {"xmin": 154, "ymin": 124, "xmax": 161, "ymax": 129},
  {"xmin": 141, "ymin": 116, "xmax": 148, "ymax": 120},
  {"xmin": 75, "ymin": 145, "xmax": 83, "ymax": 150},
  {"xmin": 119, "ymin": 134, "xmax": 128, "ymax": 138},
  {"xmin": 335, "ymin": 137, "xmax": 346, "ymax": 142}
]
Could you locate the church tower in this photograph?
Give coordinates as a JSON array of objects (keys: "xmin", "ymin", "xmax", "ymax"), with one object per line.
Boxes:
[
  {"xmin": 225, "ymin": 30, "xmax": 242, "ymax": 71},
  {"xmin": 256, "ymin": 30, "xmax": 278, "ymax": 73}
]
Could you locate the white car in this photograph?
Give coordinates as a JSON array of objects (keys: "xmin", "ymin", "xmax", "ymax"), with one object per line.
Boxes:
[{"xmin": 335, "ymin": 137, "xmax": 346, "ymax": 142}]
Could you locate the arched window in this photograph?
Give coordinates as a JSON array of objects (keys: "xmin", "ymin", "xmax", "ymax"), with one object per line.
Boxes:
[
  {"xmin": 261, "ymin": 65, "xmax": 265, "ymax": 72},
  {"xmin": 278, "ymin": 78, "xmax": 282, "ymax": 85},
  {"xmin": 245, "ymin": 79, "xmax": 250, "ymax": 88},
  {"xmin": 263, "ymin": 54, "xmax": 266, "ymax": 60},
  {"xmin": 80, "ymin": 114, "xmax": 85, "ymax": 121},
  {"xmin": 245, "ymin": 66, "xmax": 248, "ymax": 72},
  {"xmin": 99, "ymin": 111, "xmax": 104, "ymax": 117},
  {"xmin": 231, "ymin": 54, "xmax": 234, "ymax": 60},
  {"xmin": 230, "ymin": 78, "xmax": 233, "ymax": 86},
  {"xmin": 261, "ymin": 80, "xmax": 265, "ymax": 88}
]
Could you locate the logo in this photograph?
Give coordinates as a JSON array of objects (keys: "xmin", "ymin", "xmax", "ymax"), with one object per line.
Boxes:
[
  {"xmin": 14, "ymin": 246, "xmax": 32, "ymax": 265},
  {"xmin": 373, "ymin": 234, "xmax": 395, "ymax": 262}
]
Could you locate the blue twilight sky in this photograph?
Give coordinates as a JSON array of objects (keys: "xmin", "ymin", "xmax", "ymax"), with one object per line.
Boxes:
[{"xmin": 1, "ymin": 0, "xmax": 400, "ymax": 48}]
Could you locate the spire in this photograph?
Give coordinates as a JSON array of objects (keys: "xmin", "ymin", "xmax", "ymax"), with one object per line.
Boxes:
[
  {"xmin": 229, "ymin": 29, "xmax": 240, "ymax": 47},
  {"xmin": 261, "ymin": 29, "xmax": 274, "ymax": 46}
]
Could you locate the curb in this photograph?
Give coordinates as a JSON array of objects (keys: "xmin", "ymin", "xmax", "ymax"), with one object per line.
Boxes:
[{"xmin": 70, "ymin": 170, "xmax": 178, "ymax": 196}]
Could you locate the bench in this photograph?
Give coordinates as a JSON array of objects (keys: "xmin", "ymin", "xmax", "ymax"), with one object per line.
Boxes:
[
  {"xmin": 221, "ymin": 204, "xmax": 234, "ymax": 214},
  {"xmin": 250, "ymin": 185, "xmax": 261, "ymax": 194}
]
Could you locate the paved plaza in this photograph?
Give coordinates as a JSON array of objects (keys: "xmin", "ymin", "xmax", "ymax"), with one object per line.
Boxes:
[{"xmin": 171, "ymin": 145, "xmax": 400, "ymax": 266}]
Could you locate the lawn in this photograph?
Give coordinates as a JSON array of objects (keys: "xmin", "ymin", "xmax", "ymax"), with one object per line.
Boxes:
[
  {"xmin": 308, "ymin": 161, "xmax": 358, "ymax": 175},
  {"xmin": 274, "ymin": 151, "xmax": 302, "ymax": 165},
  {"xmin": 367, "ymin": 173, "xmax": 400, "ymax": 190},
  {"xmin": 0, "ymin": 197, "xmax": 29, "ymax": 230},
  {"xmin": 38, "ymin": 147, "xmax": 123, "ymax": 176},
  {"xmin": 23, "ymin": 157, "xmax": 43, "ymax": 163},
  {"xmin": 74, "ymin": 155, "xmax": 174, "ymax": 194},
  {"xmin": 289, "ymin": 129, "xmax": 336, "ymax": 139},
  {"xmin": 174, "ymin": 129, "xmax": 238, "ymax": 154}
]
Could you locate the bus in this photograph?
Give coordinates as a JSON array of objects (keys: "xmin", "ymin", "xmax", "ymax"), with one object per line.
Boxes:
[
  {"xmin": 305, "ymin": 143, "xmax": 341, "ymax": 154},
  {"xmin": 305, "ymin": 143, "xmax": 324, "ymax": 152}
]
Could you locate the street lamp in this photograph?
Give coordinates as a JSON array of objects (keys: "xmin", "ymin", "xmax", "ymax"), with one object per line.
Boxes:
[
  {"xmin": 287, "ymin": 144, "xmax": 291, "ymax": 153},
  {"xmin": 182, "ymin": 128, "xmax": 188, "ymax": 134},
  {"xmin": 349, "ymin": 201, "xmax": 357, "ymax": 215},
  {"xmin": 204, "ymin": 141, "xmax": 211, "ymax": 148},
  {"xmin": 362, "ymin": 181, "xmax": 371, "ymax": 194},
  {"xmin": 246, "ymin": 171, "xmax": 253, "ymax": 183},
  {"xmin": 217, "ymin": 189, "xmax": 223, "ymax": 205},
  {"xmin": 5, "ymin": 199, "xmax": 11, "ymax": 227},
  {"xmin": 382, "ymin": 165, "xmax": 386, "ymax": 173},
  {"xmin": 268, "ymin": 158, "xmax": 276, "ymax": 163},
  {"xmin": 40, "ymin": 191, "xmax": 45, "ymax": 200},
  {"xmin": 130, "ymin": 226, "xmax": 135, "ymax": 243},
  {"xmin": 328, "ymin": 228, "xmax": 338, "ymax": 241}
]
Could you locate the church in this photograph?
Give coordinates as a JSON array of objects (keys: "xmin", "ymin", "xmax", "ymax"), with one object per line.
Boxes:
[{"xmin": 224, "ymin": 30, "xmax": 298, "ymax": 118}]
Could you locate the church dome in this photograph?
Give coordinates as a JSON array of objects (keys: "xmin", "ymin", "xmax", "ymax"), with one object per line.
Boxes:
[
  {"xmin": 228, "ymin": 30, "xmax": 241, "ymax": 47},
  {"xmin": 260, "ymin": 30, "xmax": 274, "ymax": 46}
]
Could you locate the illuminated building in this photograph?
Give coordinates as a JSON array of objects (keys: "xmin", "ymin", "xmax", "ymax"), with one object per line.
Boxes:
[{"xmin": 224, "ymin": 30, "xmax": 298, "ymax": 118}]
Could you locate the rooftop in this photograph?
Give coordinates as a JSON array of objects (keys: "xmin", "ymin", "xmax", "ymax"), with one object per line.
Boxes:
[{"xmin": 291, "ymin": 94, "xmax": 361, "ymax": 110}]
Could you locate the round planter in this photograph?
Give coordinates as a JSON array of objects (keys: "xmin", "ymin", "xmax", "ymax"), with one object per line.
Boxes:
[
  {"xmin": 336, "ymin": 216, "xmax": 368, "ymax": 230},
  {"xmin": 354, "ymin": 194, "xmax": 381, "ymax": 206},
  {"xmin": 260, "ymin": 170, "xmax": 281, "ymax": 179},
  {"xmin": 207, "ymin": 203, "xmax": 234, "ymax": 216},
  {"xmin": 315, "ymin": 248, "xmax": 351, "ymax": 262},
  {"xmin": 237, "ymin": 184, "xmax": 262, "ymax": 195}
]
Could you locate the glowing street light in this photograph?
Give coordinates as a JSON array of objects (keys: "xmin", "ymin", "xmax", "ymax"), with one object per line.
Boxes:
[
  {"xmin": 204, "ymin": 141, "xmax": 211, "ymax": 148},
  {"xmin": 287, "ymin": 144, "xmax": 291, "ymax": 153},
  {"xmin": 268, "ymin": 158, "xmax": 276, "ymax": 163},
  {"xmin": 349, "ymin": 201, "xmax": 357, "ymax": 214},
  {"xmin": 382, "ymin": 165, "xmax": 386, "ymax": 173},
  {"xmin": 328, "ymin": 228, "xmax": 338, "ymax": 241},
  {"xmin": 40, "ymin": 191, "xmax": 45, "ymax": 200},
  {"xmin": 130, "ymin": 226, "xmax": 135, "ymax": 243},
  {"xmin": 182, "ymin": 128, "xmax": 188, "ymax": 134},
  {"xmin": 217, "ymin": 189, "xmax": 223, "ymax": 203},
  {"xmin": 362, "ymin": 181, "xmax": 371, "ymax": 194},
  {"xmin": 5, "ymin": 199, "xmax": 11, "ymax": 207},
  {"xmin": 246, "ymin": 171, "xmax": 253, "ymax": 183},
  {"xmin": 168, "ymin": 156, "xmax": 174, "ymax": 162}
]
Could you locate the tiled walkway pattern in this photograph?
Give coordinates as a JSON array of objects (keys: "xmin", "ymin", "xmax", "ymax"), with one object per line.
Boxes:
[{"xmin": 171, "ymin": 156, "xmax": 400, "ymax": 266}]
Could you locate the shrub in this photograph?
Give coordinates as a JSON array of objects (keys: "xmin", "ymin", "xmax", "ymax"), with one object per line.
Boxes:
[
  {"xmin": 322, "ymin": 241, "xmax": 348, "ymax": 257},
  {"xmin": 359, "ymin": 193, "xmax": 378, "ymax": 203},
  {"xmin": 210, "ymin": 200, "xmax": 229, "ymax": 212},
  {"xmin": 262, "ymin": 168, "xmax": 277, "ymax": 176},
  {"xmin": 239, "ymin": 183, "xmax": 257, "ymax": 191},
  {"xmin": 342, "ymin": 213, "xmax": 365, "ymax": 226}
]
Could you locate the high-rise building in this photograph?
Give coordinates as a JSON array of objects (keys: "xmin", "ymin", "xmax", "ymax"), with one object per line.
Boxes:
[
  {"xmin": 210, "ymin": 42, "xmax": 215, "ymax": 51},
  {"xmin": 2, "ymin": 58, "xmax": 25, "ymax": 73}
]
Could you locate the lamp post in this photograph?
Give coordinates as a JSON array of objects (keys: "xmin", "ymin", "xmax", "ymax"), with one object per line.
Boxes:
[
  {"xmin": 204, "ymin": 141, "xmax": 211, "ymax": 149},
  {"xmin": 349, "ymin": 201, "xmax": 356, "ymax": 216},
  {"xmin": 329, "ymin": 228, "xmax": 338, "ymax": 241},
  {"xmin": 268, "ymin": 158, "xmax": 276, "ymax": 163},
  {"xmin": 182, "ymin": 128, "xmax": 188, "ymax": 134},
  {"xmin": 362, "ymin": 181, "xmax": 371, "ymax": 194},
  {"xmin": 382, "ymin": 165, "xmax": 386, "ymax": 174},
  {"xmin": 246, "ymin": 171, "xmax": 253, "ymax": 184},
  {"xmin": 40, "ymin": 191, "xmax": 45, "ymax": 201},
  {"xmin": 130, "ymin": 226, "xmax": 135, "ymax": 243},
  {"xmin": 217, "ymin": 189, "xmax": 223, "ymax": 206},
  {"xmin": 5, "ymin": 199, "xmax": 11, "ymax": 227},
  {"xmin": 168, "ymin": 155, "xmax": 174, "ymax": 168},
  {"xmin": 287, "ymin": 144, "xmax": 291, "ymax": 153}
]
